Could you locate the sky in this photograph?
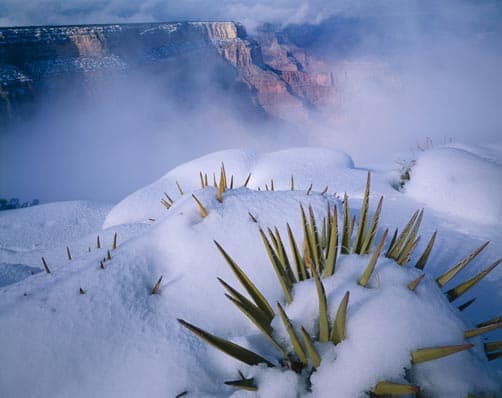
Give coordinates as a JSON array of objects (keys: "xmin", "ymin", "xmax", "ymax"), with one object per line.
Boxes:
[{"xmin": 0, "ymin": 0, "xmax": 501, "ymax": 203}]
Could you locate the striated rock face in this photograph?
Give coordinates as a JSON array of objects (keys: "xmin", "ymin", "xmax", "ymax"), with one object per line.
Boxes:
[{"xmin": 0, "ymin": 21, "xmax": 334, "ymax": 126}]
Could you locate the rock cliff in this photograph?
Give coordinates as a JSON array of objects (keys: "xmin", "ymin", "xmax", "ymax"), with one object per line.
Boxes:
[{"xmin": 0, "ymin": 21, "xmax": 334, "ymax": 127}]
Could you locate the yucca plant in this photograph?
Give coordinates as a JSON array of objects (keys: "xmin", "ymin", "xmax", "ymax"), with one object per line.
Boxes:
[{"xmin": 178, "ymin": 172, "xmax": 501, "ymax": 396}]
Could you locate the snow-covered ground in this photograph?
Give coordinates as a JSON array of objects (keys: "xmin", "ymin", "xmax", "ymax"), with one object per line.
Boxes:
[{"xmin": 0, "ymin": 145, "xmax": 500, "ymax": 397}]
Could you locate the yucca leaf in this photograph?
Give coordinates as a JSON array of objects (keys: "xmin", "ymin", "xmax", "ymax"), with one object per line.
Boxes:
[
  {"xmin": 176, "ymin": 181, "xmax": 184, "ymax": 196},
  {"xmin": 331, "ymin": 291, "xmax": 349, "ymax": 345},
  {"xmin": 112, "ymin": 232, "xmax": 118, "ymax": 250},
  {"xmin": 311, "ymin": 267, "xmax": 329, "ymax": 342},
  {"xmin": 353, "ymin": 171, "xmax": 371, "ymax": 254},
  {"xmin": 164, "ymin": 192, "xmax": 174, "ymax": 204},
  {"xmin": 306, "ymin": 184, "xmax": 313, "ymax": 195},
  {"xmin": 324, "ymin": 204, "xmax": 338, "ymax": 277},
  {"xmin": 436, "ymin": 241, "xmax": 490, "ymax": 287},
  {"xmin": 217, "ymin": 168, "xmax": 225, "ymax": 203},
  {"xmin": 341, "ymin": 193, "xmax": 351, "ymax": 254},
  {"xmin": 358, "ymin": 229, "xmax": 388, "ymax": 287},
  {"xmin": 199, "ymin": 171, "xmax": 205, "ymax": 189},
  {"xmin": 224, "ymin": 378, "xmax": 257, "ymax": 391},
  {"xmin": 411, "ymin": 343, "xmax": 474, "ymax": 364},
  {"xmin": 277, "ymin": 302, "xmax": 307, "ymax": 365},
  {"xmin": 465, "ymin": 322, "xmax": 502, "ymax": 339},
  {"xmin": 214, "ymin": 241, "xmax": 275, "ymax": 319},
  {"xmin": 97, "ymin": 234, "xmax": 101, "ymax": 249},
  {"xmin": 41, "ymin": 257, "xmax": 51, "ymax": 274},
  {"xmin": 320, "ymin": 186, "xmax": 328, "ymax": 195},
  {"xmin": 218, "ymin": 278, "xmax": 273, "ymax": 325},
  {"xmin": 274, "ymin": 227, "xmax": 297, "ymax": 284},
  {"xmin": 457, "ymin": 297, "xmax": 476, "ymax": 312},
  {"xmin": 308, "ymin": 205, "xmax": 324, "ymax": 273},
  {"xmin": 106, "ymin": 250, "xmax": 112, "ymax": 260},
  {"xmin": 243, "ymin": 173, "xmax": 251, "ymax": 187},
  {"xmin": 270, "ymin": 179, "xmax": 275, "ymax": 191},
  {"xmin": 178, "ymin": 319, "xmax": 273, "ymax": 367},
  {"xmin": 386, "ymin": 228, "xmax": 398, "ymax": 257},
  {"xmin": 301, "ymin": 205, "xmax": 317, "ymax": 270},
  {"xmin": 290, "ymin": 175, "xmax": 295, "ymax": 190},
  {"xmin": 446, "ymin": 259, "xmax": 501, "ymax": 302},
  {"xmin": 300, "ymin": 327, "xmax": 321, "ymax": 368},
  {"xmin": 484, "ymin": 341, "xmax": 502, "ymax": 353},
  {"xmin": 477, "ymin": 315, "xmax": 502, "ymax": 328},
  {"xmin": 287, "ymin": 223, "xmax": 307, "ymax": 281},
  {"xmin": 79, "ymin": 287, "xmax": 85, "ymax": 295},
  {"xmin": 396, "ymin": 236, "xmax": 421, "ymax": 266},
  {"xmin": 192, "ymin": 194, "xmax": 209, "ymax": 218},
  {"xmin": 360, "ymin": 195, "xmax": 384, "ymax": 255},
  {"xmin": 151, "ymin": 276, "xmax": 163, "ymax": 294},
  {"xmin": 386, "ymin": 210, "xmax": 419, "ymax": 260},
  {"xmin": 407, "ymin": 274, "xmax": 425, "ymax": 291},
  {"xmin": 99, "ymin": 261, "xmax": 105, "ymax": 270},
  {"xmin": 415, "ymin": 230, "xmax": 436, "ymax": 270},
  {"xmin": 259, "ymin": 228, "xmax": 293, "ymax": 304},
  {"xmin": 175, "ymin": 390, "xmax": 188, "ymax": 397},
  {"xmin": 225, "ymin": 294, "xmax": 287, "ymax": 357},
  {"xmin": 248, "ymin": 212, "xmax": 258, "ymax": 223},
  {"xmin": 373, "ymin": 381, "xmax": 419, "ymax": 395},
  {"xmin": 230, "ymin": 175, "xmax": 234, "ymax": 189},
  {"xmin": 321, "ymin": 217, "xmax": 327, "ymax": 250},
  {"xmin": 66, "ymin": 246, "xmax": 72, "ymax": 261}
]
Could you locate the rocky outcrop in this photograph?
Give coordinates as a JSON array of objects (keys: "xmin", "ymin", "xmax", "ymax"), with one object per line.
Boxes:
[{"xmin": 0, "ymin": 21, "xmax": 334, "ymax": 126}]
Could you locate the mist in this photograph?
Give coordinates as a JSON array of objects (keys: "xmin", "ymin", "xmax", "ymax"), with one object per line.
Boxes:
[{"xmin": 1, "ymin": 0, "xmax": 501, "ymax": 203}]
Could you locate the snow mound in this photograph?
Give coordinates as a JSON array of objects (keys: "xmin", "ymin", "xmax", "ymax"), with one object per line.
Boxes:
[
  {"xmin": 103, "ymin": 147, "xmax": 365, "ymax": 229},
  {"xmin": 406, "ymin": 146, "xmax": 502, "ymax": 224}
]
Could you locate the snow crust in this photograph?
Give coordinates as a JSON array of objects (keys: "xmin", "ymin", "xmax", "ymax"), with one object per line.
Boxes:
[
  {"xmin": 1, "ymin": 146, "xmax": 501, "ymax": 397},
  {"xmin": 406, "ymin": 146, "xmax": 502, "ymax": 224}
]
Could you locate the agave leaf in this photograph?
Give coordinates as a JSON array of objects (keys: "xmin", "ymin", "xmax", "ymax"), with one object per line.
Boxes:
[
  {"xmin": 446, "ymin": 259, "xmax": 501, "ymax": 302},
  {"xmin": 353, "ymin": 171, "xmax": 371, "ymax": 254},
  {"xmin": 224, "ymin": 378, "xmax": 257, "ymax": 391},
  {"xmin": 484, "ymin": 341, "xmax": 502, "ymax": 353},
  {"xmin": 306, "ymin": 183, "xmax": 313, "ymax": 195},
  {"xmin": 151, "ymin": 275, "xmax": 163, "ymax": 295},
  {"xmin": 164, "ymin": 192, "xmax": 174, "ymax": 204},
  {"xmin": 320, "ymin": 186, "xmax": 328, "ymax": 195},
  {"xmin": 477, "ymin": 315, "xmax": 502, "ymax": 328},
  {"xmin": 360, "ymin": 195, "xmax": 384, "ymax": 255},
  {"xmin": 373, "ymin": 381, "xmax": 419, "ymax": 395},
  {"xmin": 386, "ymin": 228, "xmax": 398, "ymax": 257},
  {"xmin": 199, "ymin": 171, "xmax": 205, "ymax": 188},
  {"xmin": 321, "ymin": 217, "xmax": 327, "ymax": 250},
  {"xmin": 274, "ymin": 227, "xmax": 297, "ymax": 284},
  {"xmin": 259, "ymin": 229, "xmax": 293, "ymax": 304},
  {"xmin": 178, "ymin": 319, "xmax": 273, "ymax": 367},
  {"xmin": 248, "ymin": 212, "xmax": 258, "ymax": 223},
  {"xmin": 331, "ymin": 291, "xmax": 349, "ymax": 345},
  {"xmin": 192, "ymin": 194, "xmax": 209, "ymax": 218},
  {"xmin": 225, "ymin": 294, "xmax": 287, "ymax": 357},
  {"xmin": 66, "ymin": 246, "xmax": 72, "ymax": 261},
  {"xmin": 218, "ymin": 278, "xmax": 273, "ymax": 325},
  {"xmin": 301, "ymin": 205, "xmax": 317, "ymax": 270},
  {"xmin": 311, "ymin": 267, "xmax": 329, "ymax": 342},
  {"xmin": 243, "ymin": 173, "xmax": 252, "ymax": 187},
  {"xmin": 308, "ymin": 205, "xmax": 324, "ymax": 273},
  {"xmin": 358, "ymin": 229, "xmax": 388, "ymax": 287},
  {"xmin": 97, "ymin": 235, "xmax": 101, "ymax": 249},
  {"xmin": 300, "ymin": 327, "xmax": 321, "ymax": 368},
  {"xmin": 386, "ymin": 210, "xmax": 419, "ymax": 260},
  {"xmin": 290, "ymin": 175, "xmax": 295, "ymax": 190},
  {"xmin": 324, "ymin": 204, "xmax": 339, "ymax": 277},
  {"xmin": 411, "ymin": 343, "xmax": 474, "ymax": 364},
  {"xmin": 457, "ymin": 297, "xmax": 476, "ymax": 312},
  {"xmin": 287, "ymin": 223, "xmax": 307, "ymax": 281},
  {"xmin": 415, "ymin": 231, "xmax": 436, "ymax": 270},
  {"xmin": 407, "ymin": 274, "xmax": 425, "ymax": 291},
  {"xmin": 270, "ymin": 179, "xmax": 275, "ymax": 191},
  {"xmin": 217, "ymin": 169, "xmax": 225, "ymax": 203},
  {"xmin": 112, "ymin": 232, "xmax": 118, "ymax": 250},
  {"xmin": 436, "ymin": 241, "xmax": 490, "ymax": 287},
  {"xmin": 221, "ymin": 163, "xmax": 227, "ymax": 190},
  {"xmin": 465, "ymin": 322, "xmax": 502, "ymax": 339},
  {"xmin": 230, "ymin": 175, "xmax": 234, "ymax": 189},
  {"xmin": 214, "ymin": 241, "xmax": 275, "ymax": 319},
  {"xmin": 160, "ymin": 198, "xmax": 171, "ymax": 209},
  {"xmin": 176, "ymin": 181, "xmax": 184, "ymax": 196},
  {"xmin": 396, "ymin": 235, "xmax": 421, "ymax": 266},
  {"xmin": 277, "ymin": 302, "xmax": 307, "ymax": 365},
  {"xmin": 41, "ymin": 257, "xmax": 51, "ymax": 274},
  {"xmin": 341, "ymin": 193, "xmax": 351, "ymax": 254}
]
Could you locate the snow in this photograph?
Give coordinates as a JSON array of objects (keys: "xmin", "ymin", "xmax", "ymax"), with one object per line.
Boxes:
[
  {"xmin": 405, "ymin": 145, "xmax": 502, "ymax": 224},
  {"xmin": 0, "ymin": 146, "xmax": 501, "ymax": 397}
]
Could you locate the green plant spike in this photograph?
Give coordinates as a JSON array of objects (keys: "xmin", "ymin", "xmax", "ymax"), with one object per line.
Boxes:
[
  {"xmin": 353, "ymin": 171, "xmax": 371, "ymax": 254},
  {"xmin": 243, "ymin": 173, "xmax": 252, "ymax": 187},
  {"xmin": 178, "ymin": 319, "xmax": 274, "ymax": 367},
  {"xmin": 465, "ymin": 322, "xmax": 502, "ymax": 339},
  {"xmin": 308, "ymin": 205, "xmax": 324, "ymax": 273},
  {"xmin": 411, "ymin": 343, "xmax": 474, "ymax": 364},
  {"xmin": 112, "ymin": 232, "xmax": 118, "ymax": 250},
  {"xmin": 218, "ymin": 278, "xmax": 273, "ymax": 324},
  {"xmin": 287, "ymin": 223, "xmax": 307, "ymax": 281},
  {"xmin": 225, "ymin": 294, "xmax": 288, "ymax": 357},
  {"xmin": 477, "ymin": 315, "xmax": 502, "ymax": 328},
  {"xmin": 386, "ymin": 228, "xmax": 398, "ymax": 257},
  {"xmin": 151, "ymin": 276, "xmax": 163, "ymax": 295},
  {"xmin": 214, "ymin": 241, "xmax": 275, "ymax": 319},
  {"xmin": 360, "ymin": 195, "xmax": 384, "ymax": 255},
  {"xmin": 300, "ymin": 327, "xmax": 321, "ymax": 368},
  {"xmin": 321, "ymin": 217, "xmax": 328, "ymax": 250},
  {"xmin": 341, "ymin": 193, "xmax": 351, "ymax": 254},
  {"xmin": 415, "ymin": 230, "xmax": 437, "ymax": 270},
  {"xmin": 358, "ymin": 229, "xmax": 388, "ymax": 287},
  {"xmin": 41, "ymin": 257, "xmax": 51, "ymax": 274},
  {"xmin": 224, "ymin": 378, "xmax": 258, "ymax": 391},
  {"xmin": 331, "ymin": 291, "xmax": 349, "ymax": 345},
  {"xmin": 311, "ymin": 267, "xmax": 329, "ymax": 342},
  {"xmin": 446, "ymin": 259, "xmax": 501, "ymax": 302},
  {"xmin": 192, "ymin": 194, "xmax": 209, "ymax": 218},
  {"xmin": 199, "ymin": 171, "xmax": 205, "ymax": 188},
  {"xmin": 484, "ymin": 341, "xmax": 502, "ymax": 353},
  {"xmin": 457, "ymin": 297, "xmax": 476, "ymax": 312},
  {"xmin": 325, "ymin": 202, "xmax": 333, "ymax": 252},
  {"xmin": 324, "ymin": 204, "xmax": 339, "ymax": 277},
  {"xmin": 277, "ymin": 302, "xmax": 307, "ymax": 366},
  {"xmin": 290, "ymin": 175, "xmax": 294, "ymax": 191},
  {"xmin": 373, "ymin": 381, "xmax": 420, "ymax": 395},
  {"xmin": 487, "ymin": 352, "xmax": 502, "ymax": 361},
  {"xmin": 274, "ymin": 227, "xmax": 297, "ymax": 284},
  {"xmin": 176, "ymin": 181, "xmax": 184, "ymax": 196},
  {"xmin": 407, "ymin": 274, "xmax": 425, "ymax": 292},
  {"xmin": 66, "ymin": 246, "xmax": 72, "ymax": 261},
  {"xmin": 396, "ymin": 235, "xmax": 421, "ymax": 266},
  {"xmin": 386, "ymin": 210, "xmax": 419, "ymax": 260},
  {"xmin": 301, "ymin": 205, "xmax": 317, "ymax": 270},
  {"xmin": 175, "ymin": 391, "xmax": 188, "ymax": 397},
  {"xmin": 436, "ymin": 241, "xmax": 490, "ymax": 287},
  {"xmin": 97, "ymin": 234, "xmax": 101, "ymax": 249},
  {"xmin": 248, "ymin": 212, "xmax": 258, "ymax": 223},
  {"xmin": 259, "ymin": 228, "xmax": 293, "ymax": 304}
]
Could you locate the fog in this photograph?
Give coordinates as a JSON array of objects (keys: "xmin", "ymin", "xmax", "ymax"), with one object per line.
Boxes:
[{"xmin": 1, "ymin": 1, "xmax": 501, "ymax": 203}]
